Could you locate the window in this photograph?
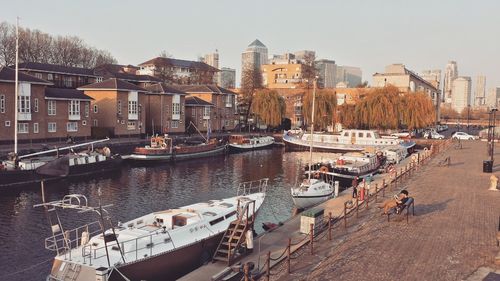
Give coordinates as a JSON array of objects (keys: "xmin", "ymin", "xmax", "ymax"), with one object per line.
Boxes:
[
  {"xmin": 96, "ymin": 77, "xmax": 103, "ymax": 83},
  {"xmin": 63, "ymin": 76, "xmax": 72, "ymax": 87},
  {"xmin": 5, "ymin": 121, "xmax": 10, "ymax": 127},
  {"xmin": 68, "ymin": 100, "xmax": 80, "ymax": 116},
  {"xmin": 367, "ymin": 133, "xmax": 372, "ymax": 138},
  {"xmin": 93, "ymin": 119, "xmax": 98, "ymax": 127},
  {"xmin": 203, "ymin": 120, "xmax": 208, "ymax": 128},
  {"xmin": 203, "ymin": 106, "xmax": 210, "ymax": 117},
  {"xmin": 93, "ymin": 105, "xmax": 98, "ymax": 113},
  {"xmin": 224, "ymin": 120, "xmax": 230, "ymax": 127},
  {"xmin": 34, "ymin": 98, "xmax": 39, "ymax": 112},
  {"xmin": 128, "ymin": 100, "xmax": 138, "ymax": 115},
  {"xmin": 172, "ymin": 103, "xmax": 180, "ymax": 115},
  {"xmin": 67, "ymin": 122, "xmax": 78, "ymax": 132},
  {"xmin": 358, "ymin": 132, "xmax": 364, "ymax": 138},
  {"xmin": 48, "ymin": 122, "xmax": 56, "ymax": 132},
  {"xmin": 18, "ymin": 96, "xmax": 31, "ymax": 113},
  {"xmin": 127, "ymin": 121, "xmax": 136, "ymax": 130},
  {"xmin": 47, "ymin": 73, "xmax": 53, "ymax": 80},
  {"xmin": 191, "ymin": 109, "xmax": 196, "ymax": 118},
  {"xmin": 34, "ymin": 73, "xmax": 43, "ymax": 79},
  {"xmin": 84, "ymin": 103, "xmax": 89, "ymax": 117},
  {"xmin": 0, "ymin": 94, "xmax": 4, "ymax": 113},
  {"xmin": 18, "ymin": 123, "xmax": 29, "ymax": 133},
  {"xmin": 82, "ymin": 120, "xmax": 87, "ymax": 126},
  {"xmin": 33, "ymin": 123, "xmax": 39, "ymax": 133},
  {"xmin": 47, "ymin": 100, "xmax": 56, "ymax": 115},
  {"xmin": 117, "ymin": 100, "xmax": 122, "ymax": 115},
  {"xmin": 171, "ymin": 120, "xmax": 179, "ymax": 128}
]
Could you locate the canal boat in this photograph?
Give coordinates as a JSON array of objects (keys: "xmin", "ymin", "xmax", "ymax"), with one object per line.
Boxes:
[
  {"xmin": 0, "ymin": 138, "xmax": 122, "ymax": 188},
  {"xmin": 291, "ymin": 79, "xmax": 334, "ymax": 209},
  {"xmin": 36, "ymin": 178, "xmax": 268, "ymax": 281},
  {"xmin": 307, "ymin": 152, "xmax": 383, "ymax": 188},
  {"xmin": 283, "ymin": 129, "xmax": 416, "ymax": 153},
  {"xmin": 127, "ymin": 135, "xmax": 226, "ymax": 161},
  {"xmin": 227, "ymin": 135, "xmax": 275, "ymax": 152}
]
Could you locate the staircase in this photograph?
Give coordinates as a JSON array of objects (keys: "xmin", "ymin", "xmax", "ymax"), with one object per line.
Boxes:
[{"xmin": 213, "ymin": 200, "xmax": 256, "ymax": 265}]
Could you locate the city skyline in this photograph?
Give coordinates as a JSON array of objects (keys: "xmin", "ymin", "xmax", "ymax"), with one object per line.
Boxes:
[{"xmin": 1, "ymin": 0, "xmax": 499, "ymax": 89}]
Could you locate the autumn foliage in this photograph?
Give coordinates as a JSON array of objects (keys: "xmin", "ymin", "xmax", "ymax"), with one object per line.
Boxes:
[{"xmin": 251, "ymin": 90, "xmax": 286, "ymax": 126}]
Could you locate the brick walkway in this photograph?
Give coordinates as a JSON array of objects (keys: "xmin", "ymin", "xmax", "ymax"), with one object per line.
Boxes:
[{"xmin": 275, "ymin": 141, "xmax": 500, "ymax": 281}]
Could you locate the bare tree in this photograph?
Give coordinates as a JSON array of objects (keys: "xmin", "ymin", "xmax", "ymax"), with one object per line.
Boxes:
[
  {"xmin": 159, "ymin": 50, "xmax": 172, "ymax": 58},
  {"xmin": 0, "ymin": 22, "xmax": 15, "ymax": 66},
  {"xmin": 300, "ymin": 52, "xmax": 317, "ymax": 88},
  {"xmin": 240, "ymin": 65, "xmax": 263, "ymax": 125}
]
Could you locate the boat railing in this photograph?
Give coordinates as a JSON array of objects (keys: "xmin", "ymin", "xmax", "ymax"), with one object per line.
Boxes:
[
  {"xmin": 82, "ymin": 228, "xmax": 176, "ymax": 265},
  {"xmin": 237, "ymin": 178, "xmax": 269, "ymax": 196},
  {"xmin": 45, "ymin": 220, "xmax": 102, "ymax": 258}
]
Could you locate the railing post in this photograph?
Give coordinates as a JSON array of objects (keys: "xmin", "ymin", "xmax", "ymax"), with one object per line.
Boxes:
[
  {"xmin": 266, "ymin": 251, "xmax": 271, "ymax": 281},
  {"xmin": 150, "ymin": 235, "xmax": 152, "ymax": 257},
  {"xmin": 355, "ymin": 197, "xmax": 359, "ymax": 218},
  {"xmin": 344, "ymin": 203, "xmax": 347, "ymax": 229},
  {"xmin": 310, "ymin": 223, "xmax": 314, "ymax": 255},
  {"xmin": 136, "ymin": 239, "xmax": 138, "ymax": 261},
  {"xmin": 244, "ymin": 262, "xmax": 249, "ymax": 281},
  {"xmin": 375, "ymin": 183, "xmax": 378, "ymax": 202},
  {"xmin": 365, "ymin": 187, "xmax": 369, "ymax": 209},
  {"xmin": 395, "ymin": 171, "xmax": 398, "ymax": 188},
  {"xmin": 382, "ymin": 179, "xmax": 386, "ymax": 197},
  {"xmin": 287, "ymin": 238, "xmax": 291, "ymax": 274},
  {"xmin": 328, "ymin": 212, "xmax": 332, "ymax": 241}
]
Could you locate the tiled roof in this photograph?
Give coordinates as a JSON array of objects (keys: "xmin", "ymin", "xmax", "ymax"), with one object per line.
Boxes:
[
  {"xmin": 17, "ymin": 62, "xmax": 96, "ymax": 77},
  {"xmin": 108, "ymin": 72, "xmax": 162, "ymax": 83},
  {"xmin": 145, "ymin": 83, "xmax": 187, "ymax": 95},
  {"xmin": 78, "ymin": 78, "xmax": 148, "ymax": 92},
  {"xmin": 174, "ymin": 84, "xmax": 237, "ymax": 95},
  {"xmin": 93, "ymin": 64, "xmax": 161, "ymax": 82},
  {"xmin": 138, "ymin": 57, "xmax": 219, "ymax": 72},
  {"xmin": 185, "ymin": 96, "xmax": 214, "ymax": 107},
  {"xmin": 0, "ymin": 66, "xmax": 53, "ymax": 85},
  {"xmin": 45, "ymin": 88, "xmax": 93, "ymax": 100}
]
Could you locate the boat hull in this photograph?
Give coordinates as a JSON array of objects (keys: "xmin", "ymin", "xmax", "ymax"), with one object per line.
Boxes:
[
  {"xmin": 283, "ymin": 136, "xmax": 364, "ymax": 153},
  {"xmin": 291, "ymin": 192, "xmax": 333, "ymax": 209},
  {"xmin": 228, "ymin": 142, "xmax": 274, "ymax": 153},
  {"xmin": 127, "ymin": 145, "xmax": 226, "ymax": 162}
]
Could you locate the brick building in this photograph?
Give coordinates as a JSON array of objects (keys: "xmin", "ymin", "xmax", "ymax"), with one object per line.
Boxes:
[
  {"xmin": 79, "ymin": 79, "xmax": 147, "ymax": 137},
  {"xmin": 17, "ymin": 62, "xmax": 100, "ymax": 89},
  {"xmin": 143, "ymin": 83, "xmax": 186, "ymax": 135},
  {"xmin": 184, "ymin": 96, "xmax": 214, "ymax": 132},
  {"xmin": 137, "ymin": 57, "xmax": 218, "ymax": 85}
]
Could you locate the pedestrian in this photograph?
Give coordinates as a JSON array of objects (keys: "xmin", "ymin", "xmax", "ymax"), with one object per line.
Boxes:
[{"xmin": 352, "ymin": 176, "xmax": 359, "ymax": 198}]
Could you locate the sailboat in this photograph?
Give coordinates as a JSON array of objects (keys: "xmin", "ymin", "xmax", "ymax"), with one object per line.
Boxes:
[
  {"xmin": 0, "ymin": 19, "xmax": 122, "ymax": 187},
  {"xmin": 291, "ymin": 78, "xmax": 335, "ymax": 209}
]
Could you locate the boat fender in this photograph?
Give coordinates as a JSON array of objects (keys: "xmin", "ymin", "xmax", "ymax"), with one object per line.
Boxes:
[
  {"xmin": 81, "ymin": 231, "xmax": 89, "ymax": 246},
  {"xmin": 423, "ymin": 147, "xmax": 428, "ymax": 151},
  {"xmin": 103, "ymin": 147, "xmax": 111, "ymax": 157},
  {"xmin": 411, "ymin": 154, "xmax": 417, "ymax": 162},
  {"xmin": 245, "ymin": 230, "xmax": 254, "ymax": 250},
  {"xmin": 161, "ymin": 143, "xmax": 167, "ymax": 149},
  {"xmin": 319, "ymin": 166, "xmax": 329, "ymax": 173}
]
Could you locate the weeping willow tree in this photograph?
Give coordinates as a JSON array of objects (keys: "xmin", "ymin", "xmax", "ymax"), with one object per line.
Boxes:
[
  {"xmin": 356, "ymin": 86, "xmax": 401, "ymax": 129},
  {"xmin": 251, "ymin": 90, "xmax": 286, "ymax": 126},
  {"xmin": 400, "ymin": 92, "xmax": 435, "ymax": 130},
  {"xmin": 302, "ymin": 89, "xmax": 337, "ymax": 130},
  {"xmin": 337, "ymin": 104, "xmax": 358, "ymax": 129}
]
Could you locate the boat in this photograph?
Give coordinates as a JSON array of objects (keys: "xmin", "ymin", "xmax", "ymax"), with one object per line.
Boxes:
[
  {"xmin": 36, "ymin": 178, "xmax": 268, "ymax": 281},
  {"xmin": 0, "ymin": 138, "xmax": 123, "ymax": 187},
  {"xmin": 306, "ymin": 152, "xmax": 384, "ymax": 188},
  {"xmin": 283, "ymin": 128, "xmax": 416, "ymax": 153},
  {"xmin": 291, "ymin": 78, "xmax": 334, "ymax": 209},
  {"xmin": 227, "ymin": 135, "xmax": 275, "ymax": 152}
]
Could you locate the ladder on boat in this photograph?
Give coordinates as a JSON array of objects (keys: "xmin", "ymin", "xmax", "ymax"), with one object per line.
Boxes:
[{"xmin": 212, "ymin": 199, "xmax": 256, "ymax": 265}]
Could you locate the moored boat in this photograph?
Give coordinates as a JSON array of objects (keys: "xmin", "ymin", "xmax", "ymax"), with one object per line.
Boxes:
[
  {"xmin": 227, "ymin": 135, "xmax": 275, "ymax": 152},
  {"xmin": 36, "ymin": 178, "xmax": 269, "ymax": 281}
]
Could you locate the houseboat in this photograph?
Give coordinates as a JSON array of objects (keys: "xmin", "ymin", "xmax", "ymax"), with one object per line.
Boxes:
[{"xmin": 227, "ymin": 135, "xmax": 275, "ymax": 152}]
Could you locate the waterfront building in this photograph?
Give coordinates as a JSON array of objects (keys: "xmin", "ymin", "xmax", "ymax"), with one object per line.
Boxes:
[
  {"xmin": 475, "ymin": 75, "xmax": 486, "ymax": 106},
  {"xmin": 336, "ymin": 66, "xmax": 362, "ymax": 87},
  {"xmin": 203, "ymin": 51, "xmax": 220, "ymax": 84},
  {"xmin": 79, "ymin": 78, "xmax": 148, "ymax": 137},
  {"xmin": 294, "ymin": 50, "xmax": 316, "ymax": 61},
  {"xmin": 486, "ymin": 88, "xmax": 500, "ymax": 108},
  {"xmin": 316, "ymin": 59, "xmax": 337, "ymax": 88},
  {"xmin": 143, "ymin": 83, "xmax": 187, "ymax": 135},
  {"xmin": 261, "ymin": 61, "xmax": 304, "ymax": 89},
  {"xmin": 137, "ymin": 57, "xmax": 218, "ymax": 85},
  {"xmin": 443, "ymin": 61, "xmax": 458, "ymax": 104},
  {"xmin": 173, "ymin": 85, "xmax": 237, "ymax": 132},
  {"xmin": 218, "ymin": 67, "xmax": 236, "ymax": 89},
  {"xmin": 93, "ymin": 64, "xmax": 161, "ymax": 88},
  {"xmin": 451, "ymin": 76, "xmax": 472, "ymax": 113},
  {"xmin": 184, "ymin": 96, "xmax": 215, "ymax": 132},
  {"xmin": 17, "ymin": 62, "xmax": 101, "ymax": 89}
]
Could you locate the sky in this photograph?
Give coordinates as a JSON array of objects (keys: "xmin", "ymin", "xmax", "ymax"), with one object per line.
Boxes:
[{"xmin": 1, "ymin": 0, "xmax": 499, "ymax": 89}]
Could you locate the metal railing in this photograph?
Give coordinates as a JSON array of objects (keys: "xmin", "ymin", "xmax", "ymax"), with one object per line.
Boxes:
[
  {"xmin": 45, "ymin": 221, "xmax": 102, "ymax": 259},
  {"xmin": 237, "ymin": 178, "xmax": 269, "ymax": 196}
]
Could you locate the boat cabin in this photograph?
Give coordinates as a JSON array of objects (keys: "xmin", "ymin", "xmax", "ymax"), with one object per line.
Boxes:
[{"xmin": 229, "ymin": 135, "xmax": 249, "ymax": 145}]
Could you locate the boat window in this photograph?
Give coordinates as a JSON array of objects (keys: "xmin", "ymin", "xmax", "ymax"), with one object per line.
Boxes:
[
  {"xmin": 367, "ymin": 133, "xmax": 372, "ymax": 138},
  {"xmin": 156, "ymin": 218, "xmax": 164, "ymax": 224},
  {"xmin": 343, "ymin": 132, "xmax": 349, "ymax": 137},
  {"xmin": 351, "ymin": 132, "xmax": 356, "ymax": 137},
  {"xmin": 203, "ymin": 211, "xmax": 217, "ymax": 216},
  {"xmin": 136, "ymin": 219, "xmax": 143, "ymax": 225},
  {"xmin": 209, "ymin": 216, "xmax": 225, "ymax": 226},
  {"xmin": 219, "ymin": 203, "xmax": 233, "ymax": 208},
  {"xmin": 225, "ymin": 211, "xmax": 237, "ymax": 219},
  {"xmin": 127, "ymin": 223, "xmax": 134, "ymax": 228},
  {"xmin": 358, "ymin": 132, "xmax": 364, "ymax": 138}
]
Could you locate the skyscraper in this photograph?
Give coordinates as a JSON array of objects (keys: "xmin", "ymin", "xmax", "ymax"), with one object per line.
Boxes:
[
  {"xmin": 315, "ymin": 59, "xmax": 337, "ymax": 88},
  {"xmin": 336, "ymin": 66, "xmax": 362, "ymax": 87},
  {"xmin": 203, "ymin": 50, "xmax": 220, "ymax": 84},
  {"xmin": 241, "ymin": 39, "xmax": 268, "ymax": 72},
  {"xmin": 451, "ymin": 76, "xmax": 471, "ymax": 113},
  {"xmin": 218, "ymin": 67, "xmax": 236, "ymax": 89},
  {"xmin": 475, "ymin": 75, "xmax": 486, "ymax": 106},
  {"xmin": 486, "ymin": 88, "xmax": 500, "ymax": 108},
  {"xmin": 443, "ymin": 61, "xmax": 458, "ymax": 104}
]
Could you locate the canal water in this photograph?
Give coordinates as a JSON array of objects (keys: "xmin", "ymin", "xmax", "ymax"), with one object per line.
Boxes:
[{"xmin": 0, "ymin": 148, "xmax": 337, "ymax": 280}]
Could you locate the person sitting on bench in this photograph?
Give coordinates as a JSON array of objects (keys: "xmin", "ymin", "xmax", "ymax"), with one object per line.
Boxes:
[{"xmin": 378, "ymin": 189, "xmax": 409, "ymax": 215}]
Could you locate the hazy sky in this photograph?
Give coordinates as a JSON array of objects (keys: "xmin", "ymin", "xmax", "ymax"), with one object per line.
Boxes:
[{"xmin": 1, "ymin": 0, "xmax": 499, "ymax": 89}]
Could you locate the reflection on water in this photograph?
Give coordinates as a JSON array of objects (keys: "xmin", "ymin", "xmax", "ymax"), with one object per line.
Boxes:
[{"xmin": 0, "ymin": 148, "xmax": 317, "ymax": 280}]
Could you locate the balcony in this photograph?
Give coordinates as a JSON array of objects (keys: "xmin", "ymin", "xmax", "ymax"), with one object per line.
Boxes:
[
  {"xmin": 69, "ymin": 113, "xmax": 81, "ymax": 121},
  {"xmin": 17, "ymin": 112, "xmax": 31, "ymax": 121}
]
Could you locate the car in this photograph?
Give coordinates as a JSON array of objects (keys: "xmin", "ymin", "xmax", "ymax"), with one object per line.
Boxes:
[
  {"xmin": 452, "ymin": 132, "xmax": 479, "ymax": 140},
  {"xmin": 424, "ymin": 131, "xmax": 445, "ymax": 139}
]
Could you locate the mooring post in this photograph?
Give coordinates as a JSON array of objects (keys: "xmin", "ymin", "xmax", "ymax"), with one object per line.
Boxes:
[
  {"xmin": 287, "ymin": 238, "xmax": 291, "ymax": 274},
  {"xmin": 344, "ymin": 202, "xmax": 348, "ymax": 229},
  {"xmin": 328, "ymin": 212, "xmax": 332, "ymax": 241},
  {"xmin": 310, "ymin": 223, "xmax": 314, "ymax": 255},
  {"xmin": 266, "ymin": 251, "xmax": 271, "ymax": 281},
  {"xmin": 375, "ymin": 183, "xmax": 378, "ymax": 202},
  {"xmin": 244, "ymin": 263, "xmax": 249, "ymax": 281},
  {"xmin": 382, "ymin": 179, "xmax": 386, "ymax": 197},
  {"xmin": 355, "ymin": 196, "xmax": 359, "ymax": 218}
]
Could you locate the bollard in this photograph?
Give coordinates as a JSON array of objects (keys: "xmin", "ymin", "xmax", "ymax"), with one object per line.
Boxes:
[
  {"xmin": 310, "ymin": 223, "xmax": 314, "ymax": 255},
  {"xmin": 395, "ymin": 171, "xmax": 398, "ymax": 188},
  {"xmin": 266, "ymin": 251, "xmax": 271, "ymax": 281},
  {"xmin": 328, "ymin": 212, "xmax": 332, "ymax": 241},
  {"xmin": 375, "ymin": 183, "xmax": 378, "ymax": 202},
  {"xmin": 287, "ymin": 238, "xmax": 291, "ymax": 274}
]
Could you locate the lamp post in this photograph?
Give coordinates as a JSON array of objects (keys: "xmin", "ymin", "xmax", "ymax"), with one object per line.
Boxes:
[
  {"xmin": 467, "ymin": 104, "xmax": 471, "ymax": 133},
  {"xmin": 491, "ymin": 108, "xmax": 498, "ymax": 163}
]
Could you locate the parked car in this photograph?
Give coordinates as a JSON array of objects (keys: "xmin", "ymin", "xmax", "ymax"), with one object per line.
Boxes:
[
  {"xmin": 452, "ymin": 132, "xmax": 479, "ymax": 140},
  {"xmin": 424, "ymin": 131, "xmax": 445, "ymax": 139}
]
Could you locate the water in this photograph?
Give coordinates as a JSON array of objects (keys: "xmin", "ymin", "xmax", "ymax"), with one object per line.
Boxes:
[{"xmin": 0, "ymin": 148, "xmax": 325, "ymax": 280}]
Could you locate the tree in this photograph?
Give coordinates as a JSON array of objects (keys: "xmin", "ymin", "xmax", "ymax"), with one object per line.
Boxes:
[
  {"xmin": 240, "ymin": 66, "xmax": 263, "ymax": 125},
  {"xmin": 0, "ymin": 22, "xmax": 15, "ymax": 66},
  {"xmin": 251, "ymin": 90, "xmax": 286, "ymax": 127},
  {"xmin": 400, "ymin": 92, "xmax": 435, "ymax": 130},
  {"xmin": 337, "ymin": 104, "xmax": 358, "ymax": 129},
  {"xmin": 300, "ymin": 52, "xmax": 317, "ymax": 89},
  {"xmin": 356, "ymin": 86, "xmax": 401, "ymax": 129},
  {"xmin": 440, "ymin": 106, "xmax": 459, "ymax": 120},
  {"xmin": 302, "ymin": 89, "xmax": 337, "ymax": 130}
]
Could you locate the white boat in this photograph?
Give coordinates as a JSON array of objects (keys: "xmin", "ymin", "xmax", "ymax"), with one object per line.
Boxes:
[
  {"xmin": 36, "ymin": 178, "xmax": 268, "ymax": 281},
  {"xmin": 290, "ymin": 79, "xmax": 334, "ymax": 209},
  {"xmin": 283, "ymin": 128, "xmax": 416, "ymax": 153},
  {"xmin": 228, "ymin": 135, "xmax": 275, "ymax": 152}
]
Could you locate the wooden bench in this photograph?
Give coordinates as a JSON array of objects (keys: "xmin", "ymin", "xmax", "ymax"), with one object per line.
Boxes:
[{"xmin": 387, "ymin": 197, "xmax": 415, "ymax": 223}]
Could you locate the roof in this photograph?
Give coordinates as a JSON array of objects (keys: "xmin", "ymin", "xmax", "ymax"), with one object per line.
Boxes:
[
  {"xmin": 173, "ymin": 85, "xmax": 237, "ymax": 95},
  {"xmin": 248, "ymin": 39, "xmax": 266, "ymax": 48},
  {"xmin": 185, "ymin": 96, "xmax": 214, "ymax": 107},
  {"xmin": 78, "ymin": 78, "xmax": 148, "ymax": 92},
  {"xmin": 0, "ymin": 66, "xmax": 53, "ymax": 85},
  {"xmin": 145, "ymin": 83, "xmax": 187, "ymax": 95},
  {"xmin": 138, "ymin": 57, "xmax": 219, "ymax": 72},
  {"xmin": 93, "ymin": 64, "xmax": 161, "ymax": 83},
  {"xmin": 107, "ymin": 72, "xmax": 162, "ymax": 83},
  {"xmin": 17, "ymin": 62, "xmax": 96, "ymax": 77},
  {"xmin": 45, "ymin": 88, "xmax": 93, "ymax": 100}
]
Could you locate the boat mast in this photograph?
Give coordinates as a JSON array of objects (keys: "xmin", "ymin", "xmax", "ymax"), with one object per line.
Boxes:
[
  {"xmin": 308, "ymin": 77, "xmax": 317, "ymax": 181},
  {"xmin": 14, "ymin": 17, "xmax": 19, "ymax": 155}
]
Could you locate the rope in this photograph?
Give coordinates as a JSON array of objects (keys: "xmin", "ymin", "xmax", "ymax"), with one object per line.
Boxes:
[
  {"xmin": 0, "ymin": 257, "xmax": 54, "ymax": 279},
  {"xmin": 269, "ymin": 247, "xmax": 288, "ymax": 261},
  {"xmin": 290, "ymin": 232, "xmax": 310, "ymax": 246}
]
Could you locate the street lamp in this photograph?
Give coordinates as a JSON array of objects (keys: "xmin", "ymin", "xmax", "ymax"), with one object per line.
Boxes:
[
  {"xmin": 491, "ymin": 108, "xmax": 498, "ymax": 164},
  {"xmin": 467, "ymin": 104, "xmax": 471, "ymax": 133}
]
